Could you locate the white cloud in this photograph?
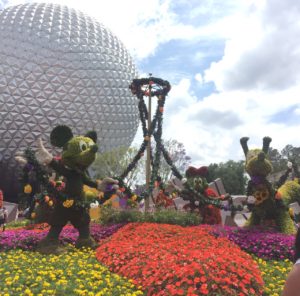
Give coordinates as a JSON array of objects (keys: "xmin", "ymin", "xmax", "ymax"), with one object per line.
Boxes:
[
  {"xmin": 205, "ymin": 0, "xmax": 300, "ymax": 91},
  {"xmin": 149, "ymin": 78, "xmax": 300, "ymax": 166},
  {"xmin": 3, "ymin": 0, "xmax": 250, "ymax": 61},
  {"xmin": 195, "ymin": 73, "xmax": 204, "ymax": 84},
  {"xmin": 3, "ymin": 0, "xmax": 300, "ymax": 168}
]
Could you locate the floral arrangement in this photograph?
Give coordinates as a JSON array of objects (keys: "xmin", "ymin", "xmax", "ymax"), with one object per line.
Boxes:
[
  {"xmin": 210, "ymin": 225, "xmax": 295, "ymax": 261},
  {"xmin": 0, "ymin": 223, "xmax": 124, "ymax": 251},
  {"xmin": 240, "ymin": 137, "xmax": 300, "ymax": 234},
  {"xmin": 96, "ymin": 223, "xmax": 264, "ymax": 295},
  {"xmin": 254, "ymin": 256, "xmax": 292, "ymax": 295},
  {"xmin": 0, "ymin": 247, "xmax": 143, "ymax": 296},
  {"xmin": 1, "ymin": 221, "xmax": 297, "ymax": 295},
  {"xmin": 20, "ymin": 148, "xmax": 101, "ymax": 213}
]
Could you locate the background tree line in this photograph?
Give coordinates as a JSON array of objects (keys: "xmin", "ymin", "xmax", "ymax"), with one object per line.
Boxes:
[{"xmin": 91, "ymin": 140, "xmax": 300, "ymax": 195}]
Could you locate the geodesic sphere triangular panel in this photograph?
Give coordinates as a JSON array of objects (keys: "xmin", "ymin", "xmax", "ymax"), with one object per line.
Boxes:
[{"xmin": 0, "ymin": 3, "xmax": 139, "ymax": 200}]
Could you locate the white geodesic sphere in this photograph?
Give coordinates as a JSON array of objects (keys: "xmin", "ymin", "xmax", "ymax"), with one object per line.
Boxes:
[{"xmin": 0, "ymin": 3, "xmax": 139, "ymax": 199}]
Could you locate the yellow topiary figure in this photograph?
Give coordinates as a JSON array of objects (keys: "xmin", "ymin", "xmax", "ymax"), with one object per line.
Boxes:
[{"xmin": 241, "ymin": 137, "xmax": 300, "ymax": 234}]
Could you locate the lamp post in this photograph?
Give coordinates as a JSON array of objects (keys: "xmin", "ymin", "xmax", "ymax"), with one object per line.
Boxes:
[{"xmin": 145, "ymin": 78, "xmax": 152, "ymax": 212}]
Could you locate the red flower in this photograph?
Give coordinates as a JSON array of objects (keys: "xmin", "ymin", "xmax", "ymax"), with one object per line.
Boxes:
[{"xmin": 95, "ymin": 223, "xmax": 264, "ymax": 295}]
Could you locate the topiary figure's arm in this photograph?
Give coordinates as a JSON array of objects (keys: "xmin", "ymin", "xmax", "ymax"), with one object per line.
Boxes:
[
  {"xmin": 276, "ymin": 165, "xmax": 292, "ymax": 189},
  {"xmin": 35, "ymin": 138, "xmax": 53, "ymax": 165},
  {"xmin": 246, "ymin": 180, "xmax": 254, "ymax": 196},
  {"xmin": 82, "ymin": 173, "xmax": 98, "ymax": 188},
  {"xmin": 240, "ymin": 137, "xmax": 249, "ymax": 157},
  {"xmin": 49, "ymin": 159, "xmax": 71, "ymax": 177},
  {"xmin": 96, "ymin": 177, "xmax": 119, "ymax": 192}
]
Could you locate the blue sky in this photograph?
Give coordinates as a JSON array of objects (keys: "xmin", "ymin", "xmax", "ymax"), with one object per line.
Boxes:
[{"xmin": 1, "ymin": 0, "xmax": 300, "ymax": 166}]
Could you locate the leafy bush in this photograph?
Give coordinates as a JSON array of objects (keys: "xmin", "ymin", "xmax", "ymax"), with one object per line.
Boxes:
[
  {"xmin": 99, "ymin": 207, "xmax": 202, "ymax": 226},
  {"xmin": 6, "ymin": 219, "xmax": 31, "ymax": 229}
]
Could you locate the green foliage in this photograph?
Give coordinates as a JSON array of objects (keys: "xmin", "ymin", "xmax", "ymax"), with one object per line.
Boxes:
[
  {"xmin": 62, "ymin": 136, "xmax": 97, "ymax": 169},
  {"xmin": 91, "ymin": 146, "xmax": 144, "ymax": 188},
  {"xmin": 281, "ymin": 145, "xmax": 300, "ymax": 164},
  {"xmin": 278, "ymin": 180, "xmax": 300, "ymax": 204},
  {"xmin": 207, "ymin": 160, "xmax": 247, "ymax": 194},
  {"xmin": 247, "ymin": 152, "xmax": 273, "ymax": 177},
  {"xmin": 6, "ymin": 219, "xmax": 31, "ymax": 229},
  {"xmin": 268, "ymin": 147, "xmax": 287, "ymax": 173},
  {"xmin": 99, "ymin": 207, "xmax": 202, "ymax": 226},
  {"xmin": 269, "ymin": 145, "xmax": 300, "ymax": 174},
  {"xmin": 157, "ymin": 139, "xmax": 191, "ymax": 182}
]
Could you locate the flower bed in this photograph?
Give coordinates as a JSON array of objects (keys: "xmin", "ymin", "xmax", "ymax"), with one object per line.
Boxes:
[
  {"xmin": 0, "ymin": 223, "xmax": 124, "ymax": 251},
  {"xmin": 96, "ymin": 223, "xmax": 264, "ymax": 295},
  {"xmin": 209, "ymin": 226, "xmax": 295, "ymax": 261},
  {"xmin": 0, "ymin": 247, "xmax": 144, "ymax": 296},
  {"xmin": 1, "ymin": 221, "xmax": 295, "ymax": 295},
  {"xmin": 253, "ymin": 256, "xmax": 292, "ymax": 295}
]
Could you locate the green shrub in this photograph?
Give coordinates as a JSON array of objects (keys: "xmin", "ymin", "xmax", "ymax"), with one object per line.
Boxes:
[
  {"xmin": 99, "ymin": 207, "xmax": 202, "ymax": 226},
  {"xmin": 6, "ymin": 219, "xmax": 31, "ymax": 229}
]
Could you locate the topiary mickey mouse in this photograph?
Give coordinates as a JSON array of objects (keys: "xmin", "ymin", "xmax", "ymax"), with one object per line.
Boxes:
[
  {"xmin": 17, "ymin": 125, "xmax": 118, "ymax": 253},
  {"xmin": 240, "ymin": 136, "xmax": 300, "ymax": 234},
  {"xmin": 180, "ymin": 166, "xmax": 223, "ymax": 225}
]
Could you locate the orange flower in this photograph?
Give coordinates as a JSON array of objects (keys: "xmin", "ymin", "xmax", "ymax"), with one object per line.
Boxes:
[{"xmin": 24, "ymin": 184, "xmax": 32, "ymax": 194}]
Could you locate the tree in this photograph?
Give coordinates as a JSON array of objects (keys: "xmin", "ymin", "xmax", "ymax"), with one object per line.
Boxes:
[
  {"xmin": 268, "ymin": 145, "xmax": 300, "ymax": 177},
  {"xmin": 207, "ymin": 160, "xmax": 247, "ymax": 195},
  {"xmin": 268, "ymin": 147, "xmax": 286, "ymax": 173},
  {"xmin": 91, "ymin": 139, "xmax": 191, "ymax": 190},
  {"xmin": 157, "ymin": 139, "xmax": 191, "ymax": 182},
  {"xmin": 281, "ymin": 145, "xmax": 300, "ymax": 164},
  {"xmin": 91, "ymin": 146, "xmax": 144, "ymax": 189}
]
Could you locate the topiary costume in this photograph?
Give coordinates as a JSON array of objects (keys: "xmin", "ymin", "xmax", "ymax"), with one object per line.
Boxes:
[
  {"xmin": 240, "ymin": 137, "xmax": 300, "ymax": 234},
  {"xmin": 181, "ymin": 166, "xmax": 222, "ymax": 225},
  {"xmin": 16, "ymin": 125, "xmax": 118, "ymax": 253}
]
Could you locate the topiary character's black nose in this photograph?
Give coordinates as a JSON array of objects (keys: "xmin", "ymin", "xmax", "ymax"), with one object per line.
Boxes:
[{"xmin": 90, "ymin": 144, "xmax": 98, "ymax": 153}]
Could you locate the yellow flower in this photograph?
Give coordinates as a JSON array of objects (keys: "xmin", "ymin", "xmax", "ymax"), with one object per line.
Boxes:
[
  {"xmin": 63, "ymin": 199, "xmax": 74, "ymax": 208},
  {"xmin": 24, "ymin": 184, "xmax": 32, "ymax": 194},
  {"xmin": 24, "ymin": 288, "xmax": 33, "ymax": 296},
  {"xmin": 42, "ymin": 281, "xmax": 50, "ymax": 288}
]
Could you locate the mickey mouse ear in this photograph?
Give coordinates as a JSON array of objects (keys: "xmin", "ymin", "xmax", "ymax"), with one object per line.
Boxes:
[
  {"xmin": 50, "ymin": 125, "xmax": 73, "ymax": 147},
  {"xmin": 185, "ymin": 166, "xmax": 208, "ymax": 178},
  {"xmin": 197, "ymin": 166, "xmax": 208, "ymax": 178},
  {"xmin": 85, "ymin": 130, "xmax": 97, "ymax": 143},
  {"xmin": 185, "ymin": 166, "xmax": 198, "ymax": 177}
]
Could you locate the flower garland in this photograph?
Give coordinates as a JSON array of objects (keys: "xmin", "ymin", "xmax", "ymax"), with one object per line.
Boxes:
[
  {"xmin": 119, "ymin": 77, "xmax": 243, "ymax": 212},
  {"xmin": 119, "ymin": 77, "xmax": 170, "ymax": 197}
]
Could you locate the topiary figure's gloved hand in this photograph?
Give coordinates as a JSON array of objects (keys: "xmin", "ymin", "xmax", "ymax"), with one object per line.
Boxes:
[
  {"xmin": 36, "ymin": 138, "xmax": 53, "ymax": 165},
  {"xmin": 165, "ymin": 177, "xmax": 184, "ymax": 193},
  {"xmin": 15, "ymin": 151, "xmax": 28, "ymax": 166},
  {"xmin": 97, "ymin": 177, "xmax": 119, "ymax": 192}
]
